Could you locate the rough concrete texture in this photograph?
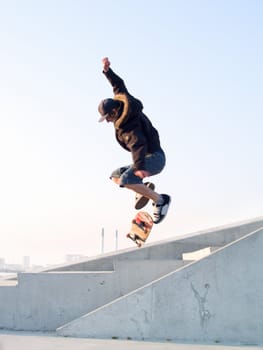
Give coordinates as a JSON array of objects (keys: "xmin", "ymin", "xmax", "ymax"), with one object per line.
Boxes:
[
  {"xmin": 57, "ymin": 227, "xmax": 263, "ymax": 344},
  {"xmin": 0, "ymin": 216, "xmax": 263, "ymax": 345},
  {"xmin": 0, "ymin": 260, "xmax": 185, "ymax": 330}
]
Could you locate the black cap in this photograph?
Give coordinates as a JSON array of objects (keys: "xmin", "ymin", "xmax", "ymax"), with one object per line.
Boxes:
[{"xmin": 98, "ymin": 98, "xmax": 119, "ymax": 122}]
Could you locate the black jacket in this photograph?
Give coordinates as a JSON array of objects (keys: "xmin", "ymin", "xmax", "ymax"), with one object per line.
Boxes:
[{"xmin": 103, "ymin": 68, "xmax": 163, "ymax": 171}]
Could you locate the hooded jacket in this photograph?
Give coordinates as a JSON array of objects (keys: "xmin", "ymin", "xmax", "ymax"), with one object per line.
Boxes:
[{"xmin": 103, "ymin": 68, "xmax": 163, "ymax": 171}]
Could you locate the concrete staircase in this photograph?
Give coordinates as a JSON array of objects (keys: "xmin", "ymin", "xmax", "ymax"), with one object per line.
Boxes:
[{"xmin": 0, "ymin": 216, "xmax": 263, "ymax": 344}]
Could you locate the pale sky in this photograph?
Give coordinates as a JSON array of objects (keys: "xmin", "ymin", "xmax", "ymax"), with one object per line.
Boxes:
[{"xmin": 0, "ymin": 0, "xmax": 262, "ymax": 266}]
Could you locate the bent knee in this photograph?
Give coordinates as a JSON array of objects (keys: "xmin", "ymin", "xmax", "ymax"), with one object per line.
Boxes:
[{"xmin": 111, "ymin": 177, "xmax": 121, "ymax": 185}]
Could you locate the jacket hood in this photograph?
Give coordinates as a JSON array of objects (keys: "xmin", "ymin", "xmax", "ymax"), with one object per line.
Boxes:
[{"xmin": 113, "ymin": 93, "xmax": 129, "ymax": 129}]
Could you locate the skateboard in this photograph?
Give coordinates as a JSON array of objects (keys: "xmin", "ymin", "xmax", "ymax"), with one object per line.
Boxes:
[{"xmin": 126, "ymin": 211, "xmax": 153, "ymax": 247}]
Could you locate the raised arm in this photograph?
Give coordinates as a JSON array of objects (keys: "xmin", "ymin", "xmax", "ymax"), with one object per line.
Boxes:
[
  {"xmin": 102, "ymin": 57, "xmax": 111, "ymax": 72},
  {"xmin": 102, "ymin": 57, "xmax": 128, "ymax": 95}
]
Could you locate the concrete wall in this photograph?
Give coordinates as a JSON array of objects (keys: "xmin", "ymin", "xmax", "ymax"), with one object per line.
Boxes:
[
  {"xmin": 0, "ymin": 260, "xmax": 184, "ymax": 330},
  {"xmin": 45, "ymin": 216, "xmax": 263, "ymax": 271},
  {"xmin": 0, "ymin": 216, "xmax": 262, "ymax": 343},
  {"xmin": 57, "ymin": 228, "xmax": 263, "ymax": 345}
]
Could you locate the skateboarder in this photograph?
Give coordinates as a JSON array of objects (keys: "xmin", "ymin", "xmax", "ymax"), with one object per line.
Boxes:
[{"xmin": 98, "ymin": 57, "xmax": 171, "ymax": 224}]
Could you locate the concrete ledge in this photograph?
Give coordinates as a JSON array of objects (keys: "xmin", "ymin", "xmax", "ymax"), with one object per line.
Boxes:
[
  {"xmin": 182, "ymin": 246, "xmax": 220, "ymax": 261},
  {"xmin": 0, "ymin": 260, "xmax": 187, "ymax": 331},
  {"xmin": 57, "ymin": 228, "xmax": 263, "ymax": 344},
  {"xmin": 42, "ymin": 216, "xmax": 263, "ymax": 273},
  {"xmin": 1, "ymin": 216, "xmax": 263, "ymax": 341}
]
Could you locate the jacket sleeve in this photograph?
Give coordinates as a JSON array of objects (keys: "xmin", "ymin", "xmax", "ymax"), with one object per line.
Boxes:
[{"xmin": 103, "ymin": 68, "xmax": 129, "ymax": 95}]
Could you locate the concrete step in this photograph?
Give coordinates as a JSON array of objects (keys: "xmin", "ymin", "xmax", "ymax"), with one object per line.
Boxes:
[
  {"xmin": 182, "ymin": 246, "xmax": 221, "ymax": 261},
  {"xmin": 0, "ymin": 259, "xmax": 188, "ymax": 331},
  {"xmin": 1, "ymin": 216, "xmax": 263, "ymax": 338},
  {"xmin": 0, "ymin": 279, "xmax": 18, "ymax": 286},
  {"xmin": 56, "ymin": 228, "xmax": 263, "ymax": 343}
]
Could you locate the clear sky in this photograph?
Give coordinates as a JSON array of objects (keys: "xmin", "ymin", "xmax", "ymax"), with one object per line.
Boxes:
[{"xmin": 0, "ymin": 0, "xmax": 262, "ymax": 266}]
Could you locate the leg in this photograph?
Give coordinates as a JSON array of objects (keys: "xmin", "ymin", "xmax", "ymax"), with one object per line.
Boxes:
[
  {"xmin": 134, "ymin": 182, "xmax": 155, "ymax": 210},
  {"xmin": 110, "ymin": 164, "xmax": 160, "ymax": 202},
  {"xmin": 110, "ymin": 155, "xmax": 171, "ymax": 223},
  {"xmin": 111, "ymin": 177, "xmax": 159, "ymax": 204},
  {"xmin": 124, "ymin": 183, "xmax": 160, "ymax": 203},
  {"xmin": 111, "ymin": 177, "xmax": 121, "ymax": 185}
]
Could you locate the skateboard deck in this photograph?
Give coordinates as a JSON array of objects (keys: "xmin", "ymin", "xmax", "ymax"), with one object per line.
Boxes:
[{"xmin": 127, "ymin": 211, "xmax": 153, "ymax": 247}]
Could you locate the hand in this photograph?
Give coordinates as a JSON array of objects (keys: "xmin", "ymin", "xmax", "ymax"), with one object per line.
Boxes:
[
  {"xmin": 102, "ymin": 57, "xmax": 110, "ymax": 72},
  {"xmin": 134, "ymin": 170, "xmax": 150, "ymax": 179}
]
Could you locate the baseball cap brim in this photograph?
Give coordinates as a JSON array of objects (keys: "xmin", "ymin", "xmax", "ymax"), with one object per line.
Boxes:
[{"xmin": 98, "ymin": 114, "xmax": 108, "ymax": 122}]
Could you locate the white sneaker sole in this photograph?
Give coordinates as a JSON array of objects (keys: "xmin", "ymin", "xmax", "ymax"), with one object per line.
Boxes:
[{"xmin": 153, "ymin": 195, "xmax": 171, "ymax": 224}]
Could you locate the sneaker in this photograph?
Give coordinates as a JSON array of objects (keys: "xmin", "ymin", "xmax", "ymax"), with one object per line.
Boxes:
[
  {"xmin": 152, "ymin": 194, "xmax": 171, "ymax": 224},
  {"xmin": 135, "ymin": 182, "xmax": 155, "ymax": 210}
]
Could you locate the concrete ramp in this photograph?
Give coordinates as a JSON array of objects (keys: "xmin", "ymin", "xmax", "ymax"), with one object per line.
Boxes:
[
  {"xmin": 1, "ymin": 216, "xmax": 263, "ymax": 344},
  {"xmin": 57, "ymin": 228, "xmax": 263, "ymax": 344}
]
